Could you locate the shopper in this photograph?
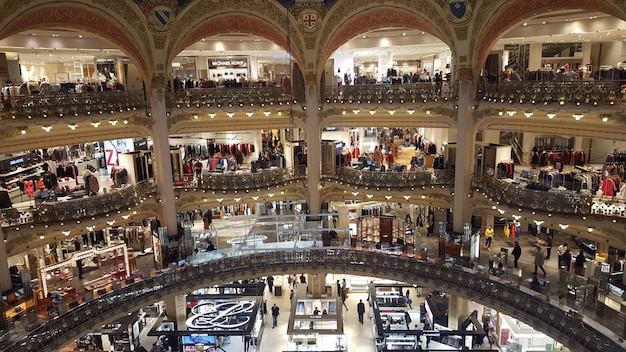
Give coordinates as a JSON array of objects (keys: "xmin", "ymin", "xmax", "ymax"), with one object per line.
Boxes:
[
  {"xmin": 484, "ymin": 225, "xmax": 494, "ymax": 250},
  {"xmin": 545, "ymin": 234, "xmax": 553, "ymax": 259},
  {"xmin": 557, "ymin": 242, "xmax": 568, "ymax": 268},
  {"xmin": 562, "ymin": 249, "xmax": 572, "ymax": 272},
  {"xmin": 357, "ymin": 299, "xmax": 366, "ymax": 324},
  {"xmin": 512, "ymin": 241, "xmax": 522, "ymax": 268},
  {"xmin": 271, "ymin": 303, "xmax": 280, "ymax": 328},
  {"xmin": 532, "ymin": 246, "xmax": 547, "ymax": 277},
  {"xmin": 341, "ymin": 288, "xmax": 349, "ymax": 310},
  {"xmin": 367, "ymin": 280, "xmax": 375, "ymax": 303},
  {"xmin": 336, "ymin": 280, "xmax": 342, "ymax": 297},
  {"xmin": 243, "ymin": 335, "xmax": 252, "ymax": 352},
  {"xmin": 300, "ymin": 274, "xmax": 306, "ymax": 284},
  {"xmin": 267, "ymin": 276, "xmax": 274, "ymax": 294},
  {"xmin": 575, "ymin": 250, "xmax": 586, "ymax": 275},
  {"xmin": 405, "ymin": 290, "xmax": 413, "ymax": 309}
]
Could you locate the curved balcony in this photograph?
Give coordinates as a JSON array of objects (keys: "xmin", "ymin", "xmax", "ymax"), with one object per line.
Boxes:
[
  {"xmin": 479, "ymin": 81, "xmax": 626, "ymax": 106},
  {"xmin": 2, "ymin": 248, "xmax": 621, "ymax": 352},
  {"xmin": 0, "ymin": 91, "xmax": 146, "ymax": 120},
  {"xmin": 168, "ymin": 87, "xmax": 293, "ymax": 111},
  {"xmin": 473, "ymin": 175, "xmax": 593, "ymax": 215},
  {"xmin": 173, "ymin": 167, "xmax": 305, "ymax": 192},
  {"xmin": 0, "ymin": 179, "xmax": 157, "ymax": 228},
  {"xmin": 322, "ymin": 82, "xmax": 457, "ymax": 104},
  {"xmin": 327, "ymin": 167, "xmax": 454, "ymax": 189}
]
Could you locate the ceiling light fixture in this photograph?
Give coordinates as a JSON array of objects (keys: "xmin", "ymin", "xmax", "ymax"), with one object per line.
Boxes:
[
  {"xmin": 226, "ymin": 112, "xmax": 234, "ymax": 118},
  {"xmin": 109, "ymin": 120, "xmax": 118, "ymax": 125},
  {"xmin": 42, "ymin": 125, "xmax": 52, "ymax": 132},
  {"xmin": 91, "ymin": 122, "xmax": 100, "ymax": 128},
  {"xmin": 573, "ymin": 114, "xmax": 583, "ymax": 120},
  {"xmin": 68, "ymin": 124, "xmax": 78, "ymax": 130}
]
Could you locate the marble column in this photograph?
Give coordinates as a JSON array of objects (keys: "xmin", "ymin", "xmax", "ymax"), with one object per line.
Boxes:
[
  {"xmin": 448, "ymin": 295, "xmax": 470, "ymax": 330},
  {"xmin": 0, "ymin": 227, "xmax": 11, "ymax": 292},
  {"xmin": 149, "ymin": 89, "xmax": 178, "ymax": 236},
  {"xmin": 306, "ymin": 85, "xmax": 321, "ymax": 214},
  {"xmin": 452, "ymin": 80, "xmax": 476, "ymax": 233}
]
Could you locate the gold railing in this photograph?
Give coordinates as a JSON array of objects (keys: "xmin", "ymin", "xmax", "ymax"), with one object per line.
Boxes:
[
  {"xmin": 473, "ymin": 174, "xmax": 592, "ymax": 215},
  {"xmin": 0, "ymin": 90, "xmax": 146, "ymax": 119},
  {"xmin": 327, "ymin": 167, "xmax": 454, "ymax": 189},
  {"xmin": 323, "ymin": 82, "xmax": 457, "ymax": 104},
  {"xmin": 479, "ymin": 80, "xmax": 626, "ymax": 105},
  {"xmin": 4, "ymin": 249, "xmax": 621, "ymax": 352},
  {"xmin": 168, "ymin": 87, "xmax": 293, "ymax": 110}
]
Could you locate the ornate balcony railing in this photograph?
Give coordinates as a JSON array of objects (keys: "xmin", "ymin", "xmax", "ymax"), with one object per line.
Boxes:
[
  {"xmin": 0, "ymin": 91, "xmax": 146, "ymax": 119},
  {"xmin": 168, "ymin": 87, "xmax": 293, "ymax": 110},
  {"xmin": 473, "ymin": 175, "xmax": 593, "ymax": 215},
  {"xmin": 479, "ymin": 80, "xmax": 626, "ymax": 105},
  {"xmin": 0, "ymin": 179, "xmax": 157, "ymax": 228},
  {"xmin": 2, "ymin": 248, "xmax": 622, "ymax": 352},
  {"xmin": 173, "ymin": 167, "xmax": 305, "ymax": 191},
  {"xmin": 327, "ymin": 167, "xmax": 454, "ymax": 189},
  {"xmin": 323, "ymin": 82, "xmax": 457, "ymax": 104}
]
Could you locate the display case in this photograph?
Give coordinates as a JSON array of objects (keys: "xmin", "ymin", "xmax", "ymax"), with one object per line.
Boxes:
[
  {"xmin": 355, "ymin": 216, "xmax": 408, "ymax": 251},
  {"xmin": 285, "ymin": 334, "xmax": 347, "ymax": 351}
]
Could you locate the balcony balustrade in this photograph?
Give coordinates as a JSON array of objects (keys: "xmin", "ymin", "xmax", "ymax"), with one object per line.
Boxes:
[
  {"xmin": 473, "ymin": 174, "xmax": 593, "ymax": 215},
  {"xmin": 327, "ymin": 167, "xmax": 455, "ymax": 189},
  {"xmin": 168, "ymin": 87, "xmax": 292, "ymax": 110},
  {"xmin": 0, "ymin": 91, "xmax": 146, "ymax": 119},
  {"xmin": 0, "ymin": 179, "xmax": 157, "ymax": 228},
  {"xmin": 480, "ymin": 80, "xmax": 626, "ymax": 105},
  {"xmin": 2, "ymin": 248, "xmax": 622, "ymax": 352},
  {"xmin": 173, "ymin": 167, "xmax": 304, "ymax": 191},
  {"xmin": 5, "ymin": 171, "xmax": 626, "ymax": 227},
  {"xmin": 323, "ymin": 82, "xmax": 457, "ymax": 104}
]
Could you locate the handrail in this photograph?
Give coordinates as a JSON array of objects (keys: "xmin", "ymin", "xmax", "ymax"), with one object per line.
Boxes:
[
  {"xmin": 168, "ymin": 86, "xmax": 293, "ymax": 110},
  {"xmin": 322, "ymin": 82, "xmax": 458, "ymax": 103},
  {"xmin": 172, "ymin": 167, "xmax": 305, "ymax": 191},
  {"xmin": 326, "ymin": 166, "xmax": 454, "ymax": 188},
  {"xmin": 479, "ymin": 80, "xmax": 626, "ymax": 105},
  {"xmin": 1, "ymin": 248, "xmax": 622, "ymax": 352},
  {"xmin": 0, "ymin": 179, "xmax": 157, "ymax": 227},
  {"xmin": 472, "ymin": 174, "xmax": 593, "ymax": 215},
  {"xmin": 0, "ymin": 91, "xmax": 146, "ymax": 119}
]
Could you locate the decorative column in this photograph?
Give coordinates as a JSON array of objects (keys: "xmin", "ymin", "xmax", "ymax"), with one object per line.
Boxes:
[
  {"xmin": 305, "ymin": 83, "xmax": 321, "ymax": 214},
  {"xmin": 0, "ymin": 227, "xmax": 11, "ymax": 292},
  {"xmin": 452, "ymin": 69, "xmax": 477, "ymax": 233},
  {"xmin": 149, "ymin": 76, "xmax": 178, "ymax": 236},
  {"xmin": 448, "ymin": 295, "xmax": 470, "ymax": 330}
]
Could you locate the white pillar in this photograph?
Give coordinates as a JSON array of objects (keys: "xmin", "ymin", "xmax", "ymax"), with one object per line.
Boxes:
[
  {"xmin": 378, "ymin": 51, "xmax": 393, "ymax": 82},
  {"xmin": 149, "ymin": 89, "xmax": 178, "ymax": 236},
  {"xmin": 528, "ymin": 43, "xmax": 543, "ymax": 69},
  {"xmin": 306, "ymin": 86, "xmax": 321, "ymax": 214},
  {"xmin": 453, "ymin": 80, "xmax": 476, "ymax": 233},
  {"xmin": 0, "ymin": 227, "xmax": 11, "ymax": 292},
  {"xmin": 248, "ymin": 56, "xmax": 259, "ymax": 81},
  {"xmin": 522, "ymin": 132, "xmax": 536, "ymax": 165}
]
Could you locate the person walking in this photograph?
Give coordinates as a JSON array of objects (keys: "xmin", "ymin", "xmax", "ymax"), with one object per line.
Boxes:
[
  {"xmin": 533, "ymin": 246, "xmax": 547, "ymax": 277},
  {"xmin": 405, "ymin": 290, "xmax": 413, "ymax": 309},
  {"xmin": 341, "ymin": 288, "xmax": 349, "ymax": 310},
  {"xmin": 271, "ymin": 303, "xmax": 280, "ymax": 328},
  {"xmin": 557, "ymin": 243, "xmax": 568, "ymax": 268},
  {"xmin": 562, "ymin": 249, "xmax": 572, "ymax": 272},
  {"xmin": 357, "ymin": 299, "xmax": 366, "ymax": 324},
  {"xmin": 575, "ymin": 250, "xmax": 586, "ymax": 275},
  {"xmin": 267, "ymin": 276, "xmax": 274, "ymax": 294},
  {"xmin": 367, "ymin": 280, "xmax": 375, "ymax": 304},
  {"xmin": 545, "ymin": 234, "xmax": 553, "ymax": 259},
  {"xmin": 336, "ymin": 280, "xmax": 342, "ymax": 297},
  {"xmin": 484, "ymin": 225, "xmax": 494, "ymax": 250},
  {"xmin": 512, "ymin": 241, "xmax": 522, "ymax": 268}
]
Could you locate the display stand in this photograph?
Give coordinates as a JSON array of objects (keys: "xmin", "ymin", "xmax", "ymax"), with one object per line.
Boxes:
[
  {"xmin": 38, "ymin": 243, "xmax": 129, "ymax": 297},
  {"xmin": 354, "ymin": 216, "xmax": 408, "ymax": 254},
  {"xmin": 286, "ymin": 298, "xmax": 346, "ymax": 351}
]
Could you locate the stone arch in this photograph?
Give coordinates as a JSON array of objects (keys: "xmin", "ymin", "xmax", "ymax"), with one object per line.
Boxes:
[
  {"xmin": 0, "ymin": 3, "xmax": 150, "ymax": 78},
  {"xmin": 30, "ymin": 250, "xmax": 617, "ymax": 352},
  {"xmin": 318, "ymin": 4, "xmax": 455, "ymax": 78},
  {"xmin": 168, "ymin": 9, "xmax": 305, "ymax": 70},
  {"xmin": 472, "ymin": 0, "xmax": 626, "ymax": 74}
]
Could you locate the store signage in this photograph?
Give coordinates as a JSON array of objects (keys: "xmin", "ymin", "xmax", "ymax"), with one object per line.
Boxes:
[
  {"xmin": 209, "ymin": 59, "xmax": 247, "ymax": 67},
  {"xmin": 9, "ymin": 158, "xmax": 24, "ymax": 166},
  {"xmin": 186, "ymin": 301, "xmax": 254, "ymax": 330}
]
